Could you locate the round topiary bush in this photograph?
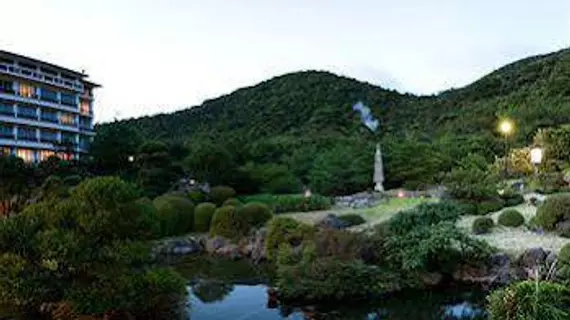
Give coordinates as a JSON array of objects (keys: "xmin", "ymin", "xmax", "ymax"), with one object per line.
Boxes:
[
  {"xmin": 209, "ymin": 186, "xmax": 236, "ymax": 206},
  {"xmin": 498, "ymin": 209, "xmax": 525, "ymax": 227},
  {"xmin": 338, "ymin": 214, "xmax": 366, "ymax": 227},
  {"xmin": 153, "ymin": 195, "xmax": 195, "ymax": 236},
  {"xmin": 210, "ymin": 205, "xmax": 248, "ymax": 239},
  {"xmin": 559, "ymin": 243, "xmax": 570, "ymax": 266},
  {"xmin": 476, "ymin": 199, "xmax": 505, "ymax": 215},
  {"xmin": 238, "ymin": 202, "xmax": 273, "ymax": 228},
  {"xmin": 188, "ymin": 190, "xmax": 206, "ymax": 204},
  {"xmin": 222, "ymin": 198, "xmax": 243, "ymax": 207},
  {"xmin": 472, "ymin": 217, "xmax": 494, "ymax": 235},
  {"xmin": 535, "ymin": 194, "xmax": 570, "ymax": 231},
  {"xmin": 194, "ymin": 202, "xmax": 217, "ymax": 232}
]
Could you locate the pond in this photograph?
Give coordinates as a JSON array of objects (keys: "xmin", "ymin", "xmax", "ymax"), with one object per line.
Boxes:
[{"xmin": 177, "ymin": 257, "xmax": 489, "ymax": 320}]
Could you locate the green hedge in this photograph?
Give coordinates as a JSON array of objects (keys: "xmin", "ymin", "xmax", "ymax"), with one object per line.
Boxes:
[
  {"xmin": 153, "ymin": 195, "xmax": 195, "ymax": 236},
  {"xmin": 338, "ymin": 214, "xmax": 366, "ymax": 227},
  {"xmin": 240, "ymin": 194, "xmax": 332, "ymax": 214},
  {"xmin": 222, "ymin": 198, "xmax": 243, "ymax": 207},
  {"xmin": 476, "ymin": 199, "xmax": 505, "ymax": 215},
  {"xmin": 210, "ymin": 206, "xmax": 249, "ymax": 239},
  {"xmin": 472, "ymin": 217, "xmax": 494, "ymax": 235},
  {"xmin": 209, "ymin": 186, "xmax": 236, "ymax": 206},
  {"xmin": 194, "ymin": 202, "xmax": 217, "ymax": 232},
  {"xmin": 535, "ymin": 194, "xmax": 570, "ymax": 231},
  {"xmin": 498, "ymin": 209, "xmax": 525, "ymax": 227}
]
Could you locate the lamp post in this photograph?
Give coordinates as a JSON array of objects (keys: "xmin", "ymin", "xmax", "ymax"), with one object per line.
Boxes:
[{"xmin": 499, "ymin": 119, "xmax": 514, "ymax": 178}]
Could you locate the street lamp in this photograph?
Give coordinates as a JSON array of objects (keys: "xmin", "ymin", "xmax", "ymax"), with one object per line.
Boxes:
[{"xmin": 498, "ymin": 119, "xmax": 515, "ymax": 177}]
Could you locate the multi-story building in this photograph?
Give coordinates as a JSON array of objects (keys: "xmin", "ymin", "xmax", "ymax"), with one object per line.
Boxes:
[{"xmin": 0, "ymin": 50, "xmax": 99, "ymax": 162}]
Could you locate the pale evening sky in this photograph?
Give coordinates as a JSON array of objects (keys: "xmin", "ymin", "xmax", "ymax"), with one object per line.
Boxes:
[{"xmin": 1, "ymin": 0, "xmax": 569, "ymax": 123}]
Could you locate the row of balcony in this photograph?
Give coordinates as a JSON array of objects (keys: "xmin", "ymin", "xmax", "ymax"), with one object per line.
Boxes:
[
  {"xmin": 0, "ymin": 62, "xmax": 84, "ymax": 92},
  {"xmin": 0, "ymin": 103, "xmax": 93, "ymax": 130},
  {"xmin": 0, "ymin": 130, "xmax": 89, "ymax": 148}
]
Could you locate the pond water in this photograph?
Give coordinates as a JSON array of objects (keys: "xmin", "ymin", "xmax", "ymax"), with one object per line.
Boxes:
[{"xmin": 178, "ymin": 257, "xmax": 489, "ymax": 320}]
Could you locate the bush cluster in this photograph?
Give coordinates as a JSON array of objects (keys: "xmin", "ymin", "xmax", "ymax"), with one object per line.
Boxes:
[
  {"xmin": 265, "ymin": 217, "xmax": 316, "ymax": 260},
  {"xmin": 472, "ymin": 217, "xmax": 494, "ymax": 235},
  {"xmin": 222, "ymin": 198, "xmax": 243, "ymax": 207},
  {"xmin": 241, "ymin": 194, "xmax": 332, "ymax": 214},
  {"xmin": 498, "ymin": 209, "xmax": 525, "ymax": 227},
  {"xmin": 238, "ymin": 202, "xmax": 273, "ymax": 228},
  {"xmin": 209, "ymin": 206, "xmax": 249, "ymax": 239},
  {"xmin": 500, "ymin": 191, "xmax": 525, "ymax": 207},
  {"xmin": 209, "ymin": 186, "xmax": 236, "ymax": 206},
  {"xmin": 476, "ymin": 199, "xmax": 505, "ymax": 215}
]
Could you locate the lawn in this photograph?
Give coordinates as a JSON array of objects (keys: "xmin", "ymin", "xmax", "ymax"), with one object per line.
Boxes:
[{"xmin": 283, "ymin": 196, "xmax": 436, "ymax": 228}]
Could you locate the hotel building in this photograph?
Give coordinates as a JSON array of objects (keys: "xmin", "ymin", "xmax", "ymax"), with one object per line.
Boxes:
[{"xmin": 0, "ymin": 50, "xmax": 99, "ymax": 162}]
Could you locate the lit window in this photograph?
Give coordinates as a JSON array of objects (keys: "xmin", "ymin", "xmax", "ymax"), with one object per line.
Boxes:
[
  {"xmin": 60, "ymin": 113, "xmax": 75, "ymax": 126},
  {"xmin": 57, "ymin": 152, "xmax": 73, "ymax": 161},
  {"xmin": 16, "ymin": 149, "xmax": 35, "ymax": 162},
  {"xmin": 80, "ymin": 101, "xmax": 91, "ymax": 115},
  {"xmin": 0, "ymin": 147, "xmax": 10, "ymax": 156},
  {"xmin": 39, "ymin": 150, "xmax": 55, "ymax": 162},
  {"xmin": 19, "ymin": 83, "xmax": 36, "ymax": 98}
]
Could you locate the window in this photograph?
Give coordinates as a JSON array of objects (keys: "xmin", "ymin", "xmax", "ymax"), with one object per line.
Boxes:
[
  {"xmin": 16, "ymin": 149, "xmax": 35, "ymax": 162},
  {"xmin": 60, "ymin": 93, "xmax": 77, "ymax": 106},
  {"xmin": 79, "ymin": 136, "xmax": 91, "ymax": 150},
  {"xmin": 19, "ymin": 83, "xmax": 36, "ymax": 99},
  {"xmin": 79, "ymin": 117, "xmax": 92, "ymax": 129},
  {"xmin": 40, "ymin": 88, "xmax": 58, "ymax": 103},
  {"xmin": 0, "ymin": 102, "xmax": 13, "ymax": 116},
  {"xmin": 40, "ymin": 110, "xmax": 58, "ymax": 123},
  {"xmin": 0, "ymin": 125, "xmax": 13, "ymax": 138},
  {"xmin": 40, "ymin": 130, "xmax": 58, "ymax": 143},
  {"xmin": 60, "ymin": 113, "xmax": 76, "ymax": 126},
  {"xmin": 17, "ymin": 106, "xmax": 37, "ymax": 119},
  {"xmin": 17, "ymin": 127, "xmax": 37, "ymax": 141},
  {"xmin": 0, "ymin": 80, "xmax": 14, "ymax": 94},
  {"xmin": 39, "ymin": 150, "xmax": 55, "ymax": 162},
  {"xmin": 80, "ymin": 101, "xmax": 91, "ymax": 115},
  {"xmin": 61, "ymin": 132, "xmax": 76, "ymax": 144},
  {"xmin": 57, "ymin": 152, "xmax": 73, "ymax": 161},
  {"xmin": 0, "ymin": 147, "xmax": 10, "ymax": 156}
]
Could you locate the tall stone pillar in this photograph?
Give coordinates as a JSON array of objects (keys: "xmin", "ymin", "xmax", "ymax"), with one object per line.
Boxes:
[{"xmin": 373, "ymin": 143, "xmax": 385, "ymax": 192}]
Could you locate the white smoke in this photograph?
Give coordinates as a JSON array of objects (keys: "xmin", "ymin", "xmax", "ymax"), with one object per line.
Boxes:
[{"xmin": 352, "ymin": 101, "xmax": 379, "ymax": 132}]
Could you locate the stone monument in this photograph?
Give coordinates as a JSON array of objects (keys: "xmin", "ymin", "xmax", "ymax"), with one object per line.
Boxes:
[{"xmin": 373, "ymin": 143, "xmax": 385, "ymax": 192}]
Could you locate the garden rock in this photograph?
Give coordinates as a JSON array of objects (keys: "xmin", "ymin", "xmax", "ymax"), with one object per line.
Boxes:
[
  {"xmin": 316, "ymin": 214, "xmax": 348, "ymax": 230},
  {"xmin": 518, "ymin": 247, "xmax": 548, "ymax": 270},
  {"xmin": 215, "ymin": 244, "xmax": 242, "ymax": 260},
  {"xmin": 488, "ymin": 253, "xmax": 513, "ymax": 285},
  {"xmin": 334, "ymin": 192, "xmax": 381, "ymax": 209},
  {"xmin": 206, "ymin": 236, "xmax": 228, "ymax": 254},
  {"xmin": 556, "ymin": 221, "xmax": 570, "ymax": 236},
  {"xmin": 151, "ymin": 236, "xmax": 203, "ymax": 259}
]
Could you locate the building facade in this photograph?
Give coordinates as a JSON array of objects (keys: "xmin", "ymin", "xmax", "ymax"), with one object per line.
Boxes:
[{"xmin": 0, "ymin": 50, "xmax": 99, "ymax": 162}]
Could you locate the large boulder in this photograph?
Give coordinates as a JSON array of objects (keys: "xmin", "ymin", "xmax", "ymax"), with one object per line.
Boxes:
[
  {"xmin": 151, "ymin": 236, "xmax": 203, "ymax": 259},
  {"xmin": 241, "ymin": 228, "xmax": 267, "ymax": 263},
  {"xmin": 488, "ymin": 253, "xmax": 513, "ymax": 285},
  {"xmin": 316, "ymin": 214, "xmax": 348, "ymax": 230},
  {"xmin": 215, "ymin": 244, "xmax": 242, "ymax": 260},
  {"xmin": 518, "ymin": 247, "xmax": 548, "ymax": 270}
]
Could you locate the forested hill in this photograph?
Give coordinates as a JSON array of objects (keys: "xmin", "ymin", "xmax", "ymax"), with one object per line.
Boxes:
[{"xmin": 98, "ymin": 48, "xmax": 570, "ymax": 193}]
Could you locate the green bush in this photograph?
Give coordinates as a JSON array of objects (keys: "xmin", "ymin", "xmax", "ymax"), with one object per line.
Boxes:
[
  {"xmin": 476, "ymin": 199, "xmax": 505, "ymax": 215},
  {"xmin": 487, "ymin": 281, "xmax": 570, "ymax": 320},
  {"xmin": 153, "ymin": 195, "xmax": 195, "ymax": 236},
  {"xmin": 535, "ymin": 194, "xmax": 570, "ymax": 230},
  {"xmin": 188, "ymin": 190, "xmax": 206, "ymax": 204},
  {"xmin": 500, "ymin": 192, "xmax": 525, "ymax": 207},
  {"xmin": 498, "ymin": 209, "xmax": 525, "ymax": 227},
  {"xmin": 194, "ymin": 202, "xmax": 217, "ymax": 232},
  {"xmin": 222, "ymin": 198, "xmax": 243, "ymax": 207},
  {"xmin": 265, "ymin": 217, "xmax": 316, "ymax": 260},
  {"xmin": 63, "ymin": 175, "xmax": 82, "ymax": 186},
  {"xmin": 559, "ymin": 243, "xmax": 570, "ymax": 266},
  {"xmin": 387, "ymin": 202, "xmax": 463, "ymax": 235},
  {"xmin": 472, "ymin": 217, "xmax": 494, "ymax": 235},
  {"xmin": 338, "ymin": 214, "xmax": 366, "ymax": 227},
  {"xmin": 455, "ymin": 201, "xmax": 478, "ymax": 216},
  {"xmin": 241, "ymin": 194, "xmax": 332, "ymax": 214},
  {"xmin": 238, "ymin": 202, "xmax": 273, "ymax": 228},
  {"xmin": 209, "ymin": 206, "xmax": 248, "ymax": 239},
  {"xmin": 209, "ymin": 186, "xmax": 236, "ymax": 206}
]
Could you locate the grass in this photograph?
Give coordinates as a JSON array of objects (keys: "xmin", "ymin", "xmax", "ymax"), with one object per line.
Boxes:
[{"xmin": 283, "ymin": 196, "xmax": 436, "ymax": 228}]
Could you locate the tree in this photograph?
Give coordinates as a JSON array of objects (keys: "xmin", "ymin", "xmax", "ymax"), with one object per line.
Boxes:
[
  {"xmin": 136, "ymin": 141, "xmax": 184, "ymax": 198},
  {"xmin": 0, "ymin": 155, "xmax": 35, "ymax": 216},
  {"xmin": 90, "ymin": 123, "xmax": 142, "ymax": 179},
  {"xmin": 184, "ymin": 140, "xmax": 236, "ymax": 186}
]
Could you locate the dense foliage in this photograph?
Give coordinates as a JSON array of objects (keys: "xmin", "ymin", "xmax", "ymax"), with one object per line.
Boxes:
[
  {"xmin": 194, "ymin": 202, "xmax": 217, "ymax": 232},
  {"xmin": 338, "ymin": 214, "xmax": 367, "ymax": 227},
  {"xmin": 241, "ymin": 194, "xmax": 332, "ymax": 214},
  {"xmin": 209, "ymin": 206, "xmax": 249, "ymax": 239},
  {"xmin": 487, "ymin": 281, "xmax": 570, "ymax": 320},
  {"xmin": 535, "ymin": 194, "xmax": 570, "ymax": 231},
  {"xmin": 238, "ymin": 202, "xmax": 273, "ymax": 228},
  {"xmin": 153, "ymin": 195, "xmax": 195, "ymax": 236},
  {"xmin": 0, "ymin": 177, "xmax": 186, "ymax": 317}
]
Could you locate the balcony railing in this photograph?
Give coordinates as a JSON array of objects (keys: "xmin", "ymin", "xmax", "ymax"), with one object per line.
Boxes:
[
  {"xmin": 0, "ymin": 62, "xmax": 84, "ymax": 92},
  {"xmin": 17, "ymin": 112, "xmax": 38, "ymax": 120},
  {"xmin": 40, "ymin": 114, "xmax": 59, "ymax": 123},
  {"xmin": 0, "ymin": 131, "xmax": 14, "ymax": 139},
  {"xmin": 17, "ymin": 134, "xmax": 38, "ymax": 142}
]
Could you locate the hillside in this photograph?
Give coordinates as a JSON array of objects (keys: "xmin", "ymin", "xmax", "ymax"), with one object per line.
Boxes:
[{"xmin": 98, "ymin": 48, "xmax": 570, "ymax": 193}]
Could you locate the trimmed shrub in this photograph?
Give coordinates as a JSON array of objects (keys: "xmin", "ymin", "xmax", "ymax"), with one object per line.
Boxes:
[
  {"xmin": 153, "ymin": 195, "xmax": 195, "ymax": 236},
  {"xmin": 498, "ymin": 209, "xmax": 525, "ymax": 227},
  {"xmin": 238, "ymin": 202, "xmax": 273, "ymax": 228},
  {"xmin": 559, "ymin": 243, "xmax": 570, "ymax": 266},
  {"xmin": 387, "ymin": 202, "xmax": 463, "ymax": 235},
  {"xmin": 209, "ymin": 186, "xmax": 236, "ymax": 206},
  {"xmin": 455, "ymin": 201, "xmax": 478, "ymax": 216},
  {"xmin": 240, "ymin": 194, "xmax": 332, "ymax": 214},
  {"xmin": 487, "ymin": 281, "xmax": 570, "ymax": 319},
  {"xmin": 222, "ymin": 198, "xmax": 243, "ymax": 207},
  {"xmin": 209, "ymin": 206, "xmax": 248, "ymax": 239},
  {"xmin": 266, "ymin": 217, "xmax": 316, "ymax": 260},
  {"xmin": 535, "ymin": 194, "xmax": 570, "ymax": 231},
  {"xmin": 194, "ymin": 202, "xmax": 217, "ymax": 232},
  {"xmin": 472, "ymin": 217, "xmax": 494, "ymax": 235},
  {"xmin": 476, "ymin": 199, "xmax": 505, "ymax": 215},
  {"xmin": 338, "ymin": 214, "xmax": 366, "ymax": 227},
  {"xmin": 500, "ymin": 192, "xmax": 525, "ymax": 207}
]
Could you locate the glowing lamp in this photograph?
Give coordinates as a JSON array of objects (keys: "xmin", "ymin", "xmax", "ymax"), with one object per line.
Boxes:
[
  {"xmin": 397, "ymin": 190, "xmax": 405, "ymax": 198},
  {"xmin": 127, "ymin": 155, "xmax": 135, "ymax": 162},
  {"xmin": 530, "ymin": 147, "xmax": 543, "ymax": 165},
  {"xmin": 304, "ymin": 189, "xmax": 312, "ymax": 198},
  {"xmin": 499, "ymin": 119, "xmax": 514, "ymax": 135}
]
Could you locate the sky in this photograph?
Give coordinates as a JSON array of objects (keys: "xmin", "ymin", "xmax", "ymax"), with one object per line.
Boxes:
[{"xmin": 1, "ymin": 1, "xmax": 570, "ymax": 123}]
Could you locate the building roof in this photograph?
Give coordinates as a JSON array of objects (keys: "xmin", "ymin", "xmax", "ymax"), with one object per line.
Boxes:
[{"xmin": 0, "ymin": 50, "xmax": 100, "ymax": 87}]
